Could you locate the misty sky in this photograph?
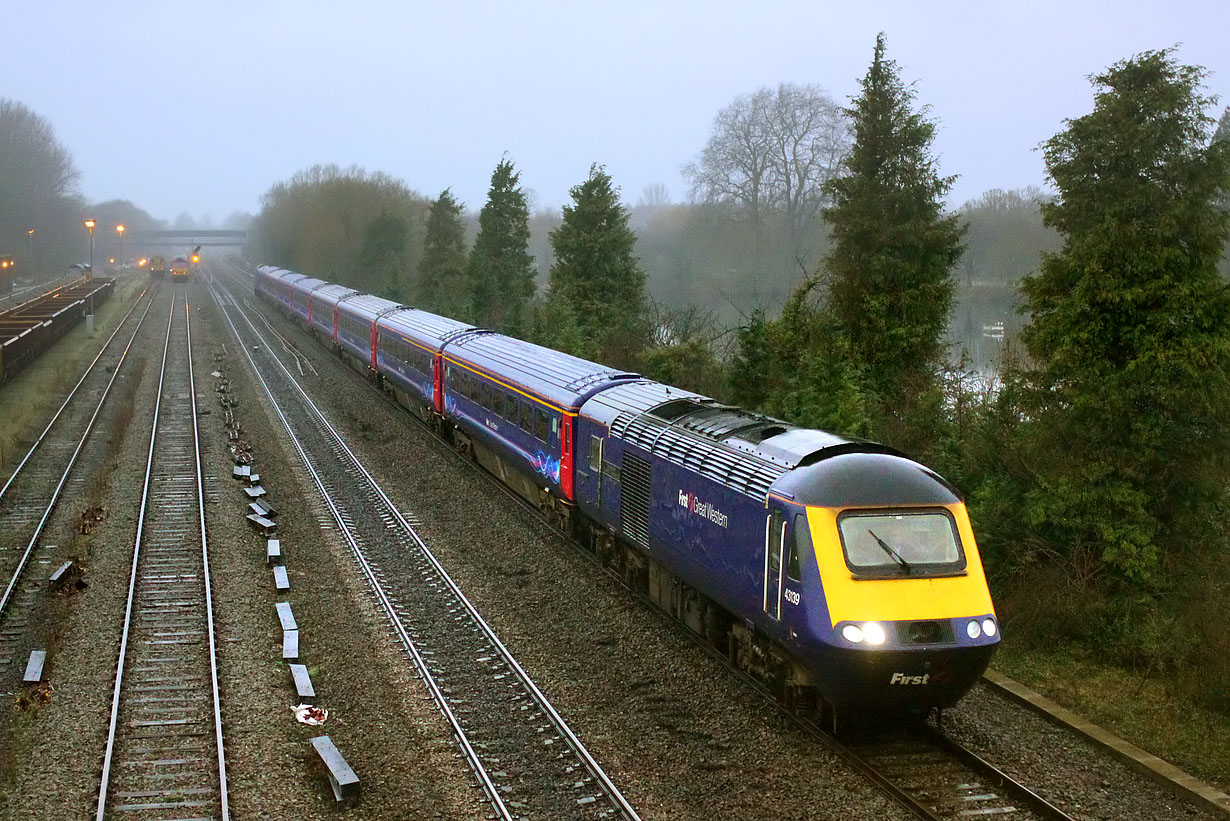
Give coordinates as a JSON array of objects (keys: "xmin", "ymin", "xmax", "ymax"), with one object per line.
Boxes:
[{"xmin": 5, "ymin": 0, "xmax": 1227, "ymax": 224}]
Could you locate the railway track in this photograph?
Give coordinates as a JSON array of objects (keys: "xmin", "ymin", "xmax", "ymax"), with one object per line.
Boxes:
[
  {"xmin": 813, "ymin": 716, "xmax": 1071, "ymax": 819},
  {"xmin": 208, "ymin": 272, "xmax": 639, "ymax": 820},
  {"xmin": 0, "ymin": 284, "xmax": 156, "ymax": 682},
  {"xmin": 96, "ymin": 293, "xmax": 228, "ymax": 820},
  {"xmin": 206, "ymin": 264, "xmax": 1080, "ymax": 820}
]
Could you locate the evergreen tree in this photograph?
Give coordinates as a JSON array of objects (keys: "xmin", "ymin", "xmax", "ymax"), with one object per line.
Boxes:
[
  {"xmin": 416, "ymin": 188, "xmax": 470, "ymax": 319},
  {"xmin": 468, "ymin": 159, "xmax": 535, "ymax": 335},
  {"xmin": 1019, "ymin": 48, "xmax": 1230, "ymax": 585},
  {"xmin": 822, "ymin": 33, "xmax": 965, "ymax": 409},
  {"xmin": 547, "ymin": 164, "xmax": 649, "ymax": 368},
  {"xmin": 728, "ymin": 307, "xmax": 774, "ymax": 410},
  {"xmin": 358, "ymin": 211, "xmax": 409, "ymax": 301}
]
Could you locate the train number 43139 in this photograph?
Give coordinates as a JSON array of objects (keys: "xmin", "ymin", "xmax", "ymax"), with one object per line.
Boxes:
[{"xmin": 783, "ymin": 589, "xmax": 801, "ymax": 605}]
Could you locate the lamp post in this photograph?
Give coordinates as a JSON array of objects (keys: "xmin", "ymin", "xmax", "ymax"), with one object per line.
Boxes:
[
  {"xmin": 26, "ymin": 229, "xmax": 34, "ymax": 278},
  {"xmin": 84, "ymin": 219, "xmax": 96, "ymax": 336},
  {"xmin": 116, "ymin": 224, "xmax": 125, "ymax": 273}
]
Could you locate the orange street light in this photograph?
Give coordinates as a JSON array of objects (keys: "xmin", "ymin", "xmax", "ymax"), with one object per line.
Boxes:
[
  {"xmin": 84, "ymin": 219, "xmax": 96, "ymax": 275},
  {"xmin": 116, "ymin": 224, "xmax": 125, "ymax": 270}
]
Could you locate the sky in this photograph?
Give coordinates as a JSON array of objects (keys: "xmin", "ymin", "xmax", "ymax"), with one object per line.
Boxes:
[{"xmin": 5, "ymin": 0, "xmax": 1228, "ymax": 224}]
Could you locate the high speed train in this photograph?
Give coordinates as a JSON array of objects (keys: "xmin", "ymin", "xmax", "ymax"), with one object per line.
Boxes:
[{"xmin": 255, "ymin": 265, "xmax": 1000, "ymax": 720}]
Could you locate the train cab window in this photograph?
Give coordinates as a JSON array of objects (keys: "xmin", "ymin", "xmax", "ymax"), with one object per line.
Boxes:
[
  {"xmin": 769, "ymin": 510, "xmax": 784, "ymax": 575},
  {"xmin": 837, "ymin": 509, "xmax": 966, "ymax": 577},
  {"xmin": 787, "ymin": 514, "xmax": 805, "ymax": 580},
  {"xmin": 588, "ymin": 436, "xmax": 602, "ymax": 472}
]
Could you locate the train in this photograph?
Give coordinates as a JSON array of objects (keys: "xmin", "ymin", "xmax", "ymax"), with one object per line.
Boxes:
[
  {"xmin": 170, "ymin": 257, "xmax": 191, "ymax": 280},
  {"xmin": 149, "ymin": 256, "xmax": 168, "ymax": 278},
  {"xmin": 253, "ymin": 265, "xmax": 1000, "ymax": 721}
]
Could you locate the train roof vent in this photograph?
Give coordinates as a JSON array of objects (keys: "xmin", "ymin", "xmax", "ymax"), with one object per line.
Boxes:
[
  {"xmin": 737, "ymin": 424, "xmax": 791, "ymax": 443},
  {"xmin": 647, "ymin": 398, "xmax": 704, "ymax": 421},
  {"xmin": 564, "ymin": 370, "xmax": 642, "ymax": 392},
  {"xmin": 440, "ymin": 327, "xmax": 498, "ymax": 345},
  {"xmin": 614, "ymin": 410, "xmax": 785, "ymax": 499}
]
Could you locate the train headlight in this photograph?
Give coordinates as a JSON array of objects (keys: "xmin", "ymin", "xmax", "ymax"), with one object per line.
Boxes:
[
  {"xmin": 863, "ymin": 622, "xmax": 886, "ymax": 645},
  {"xmin": 842, "ymin": 624, "xmax": 864, "ymax": 643},
  {"xmin": 982, "ymin": 618, "xmax": 998, "ymax": 637},
  {"xmin": 966, "ymin": 620, "xmax": 982, "ymax": 639}
]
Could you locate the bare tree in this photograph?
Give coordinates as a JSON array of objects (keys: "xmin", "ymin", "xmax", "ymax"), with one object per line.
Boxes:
[
  {"xmin": 637, "ymin": 182, "xmax": 672, "ymax": 208},
  {"xmin": 0, "ymin": 99, "xmax": 83, "ymax": 273},
  {"xmin": 683, "ymin": 83, "xmax": 849, "ymax": 254},
  {"xmin": 683, "ymin": 88, "xmax": 777, "ymax": 242},
  {"xmin": 766, "ymin": 84, "xmax": 848, "ymax": 251}
]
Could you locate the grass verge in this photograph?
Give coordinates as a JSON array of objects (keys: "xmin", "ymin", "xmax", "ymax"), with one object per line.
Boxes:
[{"xmin": 991, "ymin": 644, "xmax": 1230, "ymax": 794}]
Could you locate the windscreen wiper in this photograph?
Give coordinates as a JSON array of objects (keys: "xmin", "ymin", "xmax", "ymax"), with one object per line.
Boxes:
[{"xmin": 868, "ymin": 529, "xmax": 912, "ymax": 574}]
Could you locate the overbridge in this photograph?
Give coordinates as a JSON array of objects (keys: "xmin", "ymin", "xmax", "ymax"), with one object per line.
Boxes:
[{"xmin": 136, "ymin": 229, "xmax": 248, "ymax": 248}]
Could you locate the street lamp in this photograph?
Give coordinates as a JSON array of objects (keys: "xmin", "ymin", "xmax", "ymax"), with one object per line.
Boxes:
[
  {"xmin": 84, "ymin": 219, "xmax": 96, "ymax": 275},
  {"xmin": 26, "ymin": 229, "xmax": 34, "ymax": 277},
  {"xmin": 84, "ymin": 219, "xmax": 96, "ymax": 335},
  {"xmin": 116, "ymin": 224, "xmax": 125, "ymax": 272}
]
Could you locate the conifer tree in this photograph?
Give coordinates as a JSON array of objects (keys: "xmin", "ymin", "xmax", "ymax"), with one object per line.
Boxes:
[
  {"xmin": 547, "ymin": 164, "xmax": 649, "ymax": 368},
  {"xmin": 1019, "ymin": 48, "xmax": 1230, "ymax": 584},
  {"xmin": 468, "ymin": 159, "xmax": 535, "ymax": 335},
  {"xmin": 416, "ymin": 189, "xmax": 469, "ymax": 319},
  {"xmin": 358, "ymin": 211, "xmax": 409, "ymax": 301},
  {"xmin": 822, "ymin": 33, "xmax": 964, "ymax": 407}
]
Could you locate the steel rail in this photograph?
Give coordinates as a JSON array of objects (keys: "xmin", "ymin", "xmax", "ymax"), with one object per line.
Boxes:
[
  {"xmin": 96, "ymin": 295, "xmax": 176, "ymax": 819},
  {"xmin": 187, "ymin": 295, "xmax": 231, "ymax": 819},
  {"xmin": 0, "ymin": 287, "xmax": 159, "ymax": 618}
]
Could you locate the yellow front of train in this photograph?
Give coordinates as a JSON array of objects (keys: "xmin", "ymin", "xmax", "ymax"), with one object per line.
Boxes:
[{"xmin": 774, "ymin": 451, "xmax": 999, "ymax": 712}]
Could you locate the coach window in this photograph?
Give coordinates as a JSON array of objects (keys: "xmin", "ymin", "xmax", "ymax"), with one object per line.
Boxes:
[
  {"xmin": 520, "ymin": 400, "xmax": 531, "ymax": 432},
  {"xmin": 534, "ymin": 408, "xmax": 549, "ymax": 442}
]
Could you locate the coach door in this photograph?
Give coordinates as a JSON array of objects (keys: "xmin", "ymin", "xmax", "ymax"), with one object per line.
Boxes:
[{"xmin": 763, "ymin": 508, "xmax": 787, "ymax": 620}]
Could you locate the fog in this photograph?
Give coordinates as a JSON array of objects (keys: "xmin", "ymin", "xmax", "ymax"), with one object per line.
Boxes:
[{"xmin": 5, "ymin": 1, "xmax": 1226, "ymax": 223}]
